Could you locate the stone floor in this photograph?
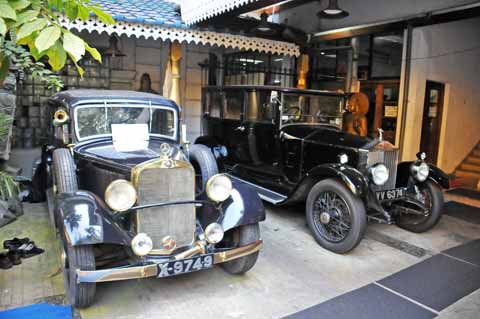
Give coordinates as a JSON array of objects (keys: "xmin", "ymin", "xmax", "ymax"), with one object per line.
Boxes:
[{"xmin": 0, "ymin": 194, "xmax": 479, "ymax": 318}]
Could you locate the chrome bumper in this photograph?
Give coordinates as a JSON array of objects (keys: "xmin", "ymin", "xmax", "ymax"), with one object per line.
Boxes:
[{"xmin": 77, "ymin": 240, "xmax": 263, "ymax": 283}]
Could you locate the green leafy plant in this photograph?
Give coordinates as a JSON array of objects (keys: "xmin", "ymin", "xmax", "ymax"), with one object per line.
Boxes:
[{"xmin": 0, "ymin": 0, "xmax": 114, "ymax": 81}]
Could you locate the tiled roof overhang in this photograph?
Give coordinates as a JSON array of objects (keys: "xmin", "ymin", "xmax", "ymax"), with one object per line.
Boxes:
[
  {"xmin": 180, "ymin": 0, "xmax": 261, "ymax": 26},
  {"xmin": 60, "ymin": 16, "xmax": 300, "ymax": 57}
]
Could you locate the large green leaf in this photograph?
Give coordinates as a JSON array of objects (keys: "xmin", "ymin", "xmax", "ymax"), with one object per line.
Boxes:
[
  {"xmin": 0, "ymin": 18, "xmax": 6, "ymax": 36},
  {"xmin": 65, "ymin": 1, "xmax": 78, "ymax": 20},
  {"xmin": 47, "ymin": 0, "xmax": 62, "ymax": 10},
  {"xmin": 67, "ymin": 52, "xmax": 84, "ymax": 77},
  {"xmin": 35, "ymin": 25, "xmax": 60, "ymax": 52},
  {"xmin": 9, "ymin": 0, "xmax": 30, "ymax": 10},
  {"xmin": 88, "ymin": 6, "xmax": 114, "ymax": 24},
  {"xmin": 16, "ymin": 9, "xmax": 38, "ymax": 24},
  {"xmin": 63, "ymin": 32, "xmax": 85, "ymax": 61},
  {"xmin": 47, "ymin": 41, "xmax": 66, "ymax": 70},
  {"xmin": 84, "ymin": 42, "xmax": 101, "ymax": 62},
  {"xmin": 0, "ymin": 4, "xmax": 16, "ymax": 20},
  {"xmin": 0, "ymin": 54, "xmax": 9, "ymax": 82},
  {"xmin": 16, "ymin": 17, "xmax": 47, "ymax": 40},
  {"xmin": 77, "ymin": 5, "xmax": 89, "ymax": 21}
]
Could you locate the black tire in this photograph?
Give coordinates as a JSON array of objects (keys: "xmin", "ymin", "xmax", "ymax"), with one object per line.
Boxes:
[
  {"xmin": 189, "ymin": 144, "xmax": 218, "ymax": 194},
  {"xmin": 306, "ymin": 179, "xmax": 367, "ymax": 254},
  {"xmin": 221, "ymin": 223, "xmax": 260, "ymax": 275},
  {"xmin": 63, "ymin": 245, "xmax": 96, "ymax": 308},
  {"xmin": 396, "ymin": 181, "xmax": 444, "ymax": 233},
  {"xmin": 52, "ymin": 149, "xmax": 78, "ymax": 194}
]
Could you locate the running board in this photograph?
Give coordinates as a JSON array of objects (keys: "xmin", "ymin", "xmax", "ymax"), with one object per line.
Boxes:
[{"xmin": 226, "ymin": 174, "xmax": 287, "ymax": 204}]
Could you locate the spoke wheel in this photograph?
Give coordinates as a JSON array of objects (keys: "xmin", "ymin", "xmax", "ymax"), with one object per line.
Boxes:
[
  {"xmin": 313, "ymin": 191, "xmax": 352, "ymax": 243},
  {"xmin": 306, "ymin": 179, "xmax": 366, "ymax": 254},
  {"xmin": 396, "ymin": 181, "xmax": 444, "ymax": 233}
]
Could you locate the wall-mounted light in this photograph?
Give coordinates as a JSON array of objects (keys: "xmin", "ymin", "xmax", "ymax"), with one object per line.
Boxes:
[{"xmin": 317, "ymin": 0, "xmax": 349, "ymax": 19}]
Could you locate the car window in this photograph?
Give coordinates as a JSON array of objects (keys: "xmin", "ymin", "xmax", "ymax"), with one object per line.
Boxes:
[
  {"xmin": 75, "ymin": 105, "xmax": 176, "ymax": 140},
  {"xmin": 223, "ymin": 91, "xmax": 243, "ymax": 120},
  {"xmin": 246, "ymin": 90, "xmax": 274, "ymax": 123}
]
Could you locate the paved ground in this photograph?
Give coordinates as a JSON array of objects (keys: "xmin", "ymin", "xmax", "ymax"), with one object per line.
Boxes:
[{"xmin": 0, "ymin": 195, "xmax": 479, "ymax": 318}]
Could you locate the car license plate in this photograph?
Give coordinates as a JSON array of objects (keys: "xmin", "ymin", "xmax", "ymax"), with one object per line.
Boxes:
[
  {"xmin": 375, "ymin": 188, "xmax": 405, "ymax": 201},
  {"xmin": 157, "ymin": 254, "xmax": 214, "ymax": 278}
]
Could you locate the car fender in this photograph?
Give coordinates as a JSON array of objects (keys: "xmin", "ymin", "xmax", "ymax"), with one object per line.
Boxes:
[
  {"xmin": 197, "ymin": 181, "xmax": 266, "ymax": 232},
  {"xmin": 396, "ymin": 162, "xmax": 450, "ymax": 189},
  {"xmin": 56, "ymin": 191, "xmax": 131, "ymax": 247},
  {"xmin": 294, "ymin": 164, "xmax": 369, "ymax": 200}
]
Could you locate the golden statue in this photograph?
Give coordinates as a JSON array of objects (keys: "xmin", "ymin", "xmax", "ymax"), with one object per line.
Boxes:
[{"xmin": 344, "ymin": 92, "xmax": 369, "ymax": 137}]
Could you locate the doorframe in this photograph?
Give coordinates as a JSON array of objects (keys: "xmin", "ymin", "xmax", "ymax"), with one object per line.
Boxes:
[{"xmin": 420, "ymin": 80, "xmax": 445, "ymax": 165}]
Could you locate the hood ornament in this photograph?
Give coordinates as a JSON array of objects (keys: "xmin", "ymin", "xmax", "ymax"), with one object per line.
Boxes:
[
  {"xmin": 377, "ymin": 128, "xmax": 384, "ymax": 142},
  {"xmin": 160, "ymin": 143, "xmax": 171, "ymax": 157}
]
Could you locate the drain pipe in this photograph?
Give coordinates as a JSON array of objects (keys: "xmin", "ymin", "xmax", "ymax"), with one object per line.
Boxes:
[
  {"xmin": 346, "ymin": 37, "xmax": 359, "ymax": 92},
  {"xmin": 398, "ymin": 23, "xmax": 413, "ymax": 160}
]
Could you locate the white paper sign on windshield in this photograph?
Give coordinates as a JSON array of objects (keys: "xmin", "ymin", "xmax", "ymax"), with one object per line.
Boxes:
[{"xmin": 112, "ymin": 124, "xmax": 149, "ymax": 152}]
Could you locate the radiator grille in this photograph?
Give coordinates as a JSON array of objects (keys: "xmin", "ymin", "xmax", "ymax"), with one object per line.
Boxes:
[
  {"xmin": 136, "ymin": 165, "xmax": 195, "ymax": 252},
  {"xmin": 367, "ymin": 149, "xmax": 399, "ymax": 191}
]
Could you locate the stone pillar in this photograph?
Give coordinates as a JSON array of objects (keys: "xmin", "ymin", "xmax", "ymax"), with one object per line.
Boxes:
[
  {"xmin": 296, "ymin": 54, "xmax": 309, "ymax": 89},
  {"xmin": 169, "ymin": 42, "xmax": 182, "ymax": 105}
]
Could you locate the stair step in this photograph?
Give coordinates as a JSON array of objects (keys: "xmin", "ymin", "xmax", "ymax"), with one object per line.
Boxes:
[
  {"xmin": 456, "ymin": 170, "xmax": 480, "ymax": 179},
  {"xmin": 460, "ymin": 163, "xmax": 480, "ymax": 172},
  {"xmin": 466, "ymin": 156, "xmax": 480, "ymax": 165}
]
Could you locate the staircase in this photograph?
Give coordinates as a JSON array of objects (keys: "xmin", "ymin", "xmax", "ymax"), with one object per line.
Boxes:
[{"xmin": 455, "ymin": 141, "xmax": 480, "ymax": 188}]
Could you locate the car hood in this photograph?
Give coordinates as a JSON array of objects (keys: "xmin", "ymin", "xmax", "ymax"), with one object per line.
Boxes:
[
  {"xmin": 281, "ymin": 124, "xmax": 372, "ymax": 149},
  {"xmin": 74, "ymin": 138, "xmax": 180, "ymax": 168}
]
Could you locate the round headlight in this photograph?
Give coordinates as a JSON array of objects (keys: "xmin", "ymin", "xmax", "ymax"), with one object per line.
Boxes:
[
  {"xmin": 206, "ymin": 174, "xmax": 233, "ymax": 202},
  {"xmin": 131, "ymin": 233, "xmax": 153, "ymax": 256},
  {"xmin": 338, "ymin": 153, "xmax": 348, "ymax": 165},
  {"xmin": 411, "ymin": 162, "xmax": 429, "ymax": 182},
  {"xmin": 105, "ymin": 179, "xmax": 137, "ymax": 212},
  {"xmin": 204, "ymin": 223, "xmax": 224, "ymax": 244},
  {"xmin": 370, "ymin": 164, "xmax": 389, "ymax": 186}
]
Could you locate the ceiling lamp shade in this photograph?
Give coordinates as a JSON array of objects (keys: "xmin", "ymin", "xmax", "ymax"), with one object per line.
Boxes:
[
  {"xmin": 254, "ymin": 13, "xmax": 276, "ymax": 35},
  {"xmin": 317, "ymin": 0, "xmax": 349, "ymax": 19}
]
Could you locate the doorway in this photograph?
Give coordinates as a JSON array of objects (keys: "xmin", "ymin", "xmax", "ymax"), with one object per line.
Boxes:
[{"xmin": 420, "ymin": 81, "xmax": 445, "ymax": 164}]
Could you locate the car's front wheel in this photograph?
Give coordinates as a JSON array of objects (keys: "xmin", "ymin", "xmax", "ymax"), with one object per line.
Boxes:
[
  {"xmin": 221, "ymin": 223, "xmax": 260, "ymax": 275},
  {"xmin": 396, "ymin": 181, "xmax": 444, "ymax": 233},
  {"xmin": 63, "ymin": 245, "xmax": 96, "ymax": 308},
  {"xmin": 189, "ymin": 144, "xmax": 218, "ymax": 194},
  {"xmin": 306, "ymin": 179, "xmax": 367, "ymax": 254}
]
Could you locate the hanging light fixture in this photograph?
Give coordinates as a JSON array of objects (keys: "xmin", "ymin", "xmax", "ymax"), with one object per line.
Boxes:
[
  {"xmin": 254, "ymin": 13, "xmax": 275, "ymax": 35},
  {"xmin": 103, "ymin": 36, "xmax": 126, "ymax": 57},
  {"xmin": 317, "ymin": 0, "xmax": 349, "ymax": 19}
]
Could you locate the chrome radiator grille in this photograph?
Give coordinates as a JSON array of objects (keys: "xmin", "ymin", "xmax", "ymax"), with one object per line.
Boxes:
[
  {"xmin": 367, "ymin": 148, "xmax": 399, "ymax": 191},
  {"xmin": 136, "ymin": 165, "xmax": 195, "ymax": 253}
]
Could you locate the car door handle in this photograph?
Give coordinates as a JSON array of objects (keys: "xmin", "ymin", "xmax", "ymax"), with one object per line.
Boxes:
[{"xmin": 235, "ymin": 125, "xmax": 246, "ymax": 132}]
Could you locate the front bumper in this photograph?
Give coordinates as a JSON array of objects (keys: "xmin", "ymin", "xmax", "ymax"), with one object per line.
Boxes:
[{"xmin": 76, "ymin": 240, "xmax": 263, "ymax": 283}]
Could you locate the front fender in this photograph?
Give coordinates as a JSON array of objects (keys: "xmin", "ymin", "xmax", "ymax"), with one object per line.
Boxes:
[
  {"xmin": 299, "ymin": 164, "xmax": 369, "ymax": 198},
  {"xmin": 56, "ymin": 191, "xmax": 131, "ymax": 246},
  {"xmin": 396, "ymin": 162, "xmax": 450, "ymax": 189},
  {"xmin": 197, "ymin": 181, "xmax": 266, "ymax": 232}
]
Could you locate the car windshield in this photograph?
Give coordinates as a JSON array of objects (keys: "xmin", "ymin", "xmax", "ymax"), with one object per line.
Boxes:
[
  {"xmin": 75, "ymin": 104, "xmax": 176, "ymax": 140},
  {"xmin": 281, "ymin": 93, "xmax": 344, "ymax": 128}
]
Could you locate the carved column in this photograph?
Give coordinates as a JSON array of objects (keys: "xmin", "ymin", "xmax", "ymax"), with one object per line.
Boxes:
[
  {"xmin": 297, "ymin": 54, "xmax": 309, "ymax": 89},
  {"xmin": 169, "ymin": 42, "xmax": 182, "ymax": 105}
]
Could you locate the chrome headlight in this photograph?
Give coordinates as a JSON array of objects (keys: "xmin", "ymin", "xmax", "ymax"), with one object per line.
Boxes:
[
  {"xmin": 105, "ymin": 179, "xmax": 137, "ymax": 212},
  {"xmin": 411, "ymin": 161, "xmax": 429, "ymax": 182},
  {"xmin": 206, "ymin": 174, "xmax": 232, "ymax": 202},
  {"xmin": 370, "ymin": 164, "xmax": 389, "ymax": 185},
  {"xmin": 204, "ymin": 223, "xmax": 224, "ymax": 244},
  {"xmin": 131, "ymin": 233, "xmax": 153, "ymax": 256}
]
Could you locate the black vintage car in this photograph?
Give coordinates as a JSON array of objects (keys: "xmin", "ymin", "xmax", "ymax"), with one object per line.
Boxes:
[
  {"xmin": 196, "ymin": 86, "xmax": 450, "ymax": 254},
  {"xmin": 32, "ymin": 90, "xmax": 265, "ymax": 307}
]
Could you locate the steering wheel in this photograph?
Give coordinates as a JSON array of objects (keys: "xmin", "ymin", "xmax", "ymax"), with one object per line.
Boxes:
[{"xmin": 284, "ymin": 106, "xmax": 302, "ymax": 122}]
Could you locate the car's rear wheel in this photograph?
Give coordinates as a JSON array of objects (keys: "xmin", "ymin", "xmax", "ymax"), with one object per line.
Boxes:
[
  {"xmin": 221, "ymin": 223, "xmax": 260, "ymax": 275},
  {"xmin": 306, "ymin": 179, "xmax": 367, "ymax": 254},
  {"xmin": 396, "ymin": 181, "xmax": 443, "ymax": 233},
  {"xmin": 63, "ymin": 245, "xmax": 96, "ymax": 308},
  {"xmin": 189, "ymin": 144, "xmax": 218, "ymax": 194}
]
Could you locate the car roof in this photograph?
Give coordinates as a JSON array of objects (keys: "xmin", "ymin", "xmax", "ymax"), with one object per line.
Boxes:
[{"xmin": 49, "ymin": 89, "xmax": 179, "ymax": 110}]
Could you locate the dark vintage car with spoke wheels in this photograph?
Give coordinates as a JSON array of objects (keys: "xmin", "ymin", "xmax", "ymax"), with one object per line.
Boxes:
[
  {"xmin": 196, "ymin": 86, "xmax": 449, "ymax": 254},
  {"xmin": 31, "ymin": 90, "xmax": 265, "ymax": 308}
]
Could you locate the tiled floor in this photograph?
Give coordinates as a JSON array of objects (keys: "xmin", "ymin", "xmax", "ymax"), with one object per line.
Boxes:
[{"xmin": 0, "ymin": 194, "xmax": 479, "ymax": 318}]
